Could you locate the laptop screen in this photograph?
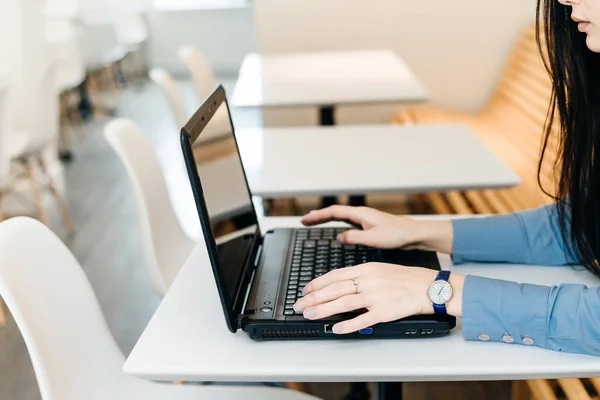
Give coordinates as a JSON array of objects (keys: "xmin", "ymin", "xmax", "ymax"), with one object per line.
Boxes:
[{"xmin": 187, "ymin": 94, "xmax": 259, "ymax": 306}]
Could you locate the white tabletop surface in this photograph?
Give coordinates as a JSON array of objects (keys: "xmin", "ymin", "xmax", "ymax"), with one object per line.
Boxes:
[
  {"xmin": 125, "ymin": 217, "xmax": 600, "ymax": 383},
  {"xmin": 237, "ymin": 124, "xmax": 520, "ymax": 198},
  {"xmin": 232, "ymin": 50, "xmax": 429, "ymax": 108}
]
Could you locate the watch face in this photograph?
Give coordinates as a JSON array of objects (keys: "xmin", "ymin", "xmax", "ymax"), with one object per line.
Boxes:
[{"xmin": 428, "ymin": 280, "xmax": 453, "ymax": 305}]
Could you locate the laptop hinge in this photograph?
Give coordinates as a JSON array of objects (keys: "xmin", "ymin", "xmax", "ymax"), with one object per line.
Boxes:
[{"xmin": 237, "ymin": 253, "xmax": 259, "ymax": 330}]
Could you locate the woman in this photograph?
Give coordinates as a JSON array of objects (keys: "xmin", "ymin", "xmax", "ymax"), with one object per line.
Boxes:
[{"xmin": 293, "ymin": 0, "xmax": 600, "ymax": 356}]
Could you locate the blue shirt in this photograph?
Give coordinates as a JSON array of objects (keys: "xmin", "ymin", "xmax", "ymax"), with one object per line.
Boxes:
[{"xmin": 453, "ymin": 204, "xmax": 600, "ymax": 356}]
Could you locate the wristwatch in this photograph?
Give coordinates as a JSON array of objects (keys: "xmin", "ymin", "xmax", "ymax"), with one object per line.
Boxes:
[{"xmin": 427, "ymin": 270, "xmax": 453, "ymax": 315}]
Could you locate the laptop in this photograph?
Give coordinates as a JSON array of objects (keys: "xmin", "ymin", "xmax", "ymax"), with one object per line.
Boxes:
[{"xmin": 181, "ymin": 85, "xmax": 456, "ymax": 340}]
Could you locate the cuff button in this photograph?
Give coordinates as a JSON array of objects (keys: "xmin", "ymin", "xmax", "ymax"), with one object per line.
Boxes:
[
  {"xmin": 522, "ymin": 336, "xmax": 535, "ymax": 346},
  {"xmin": 502, "ymin": 334, "xmax": 514, "ymax": 343},
  {"xmin": 478, "ymin": 333, "xmax": 490, "ymax": 341}
]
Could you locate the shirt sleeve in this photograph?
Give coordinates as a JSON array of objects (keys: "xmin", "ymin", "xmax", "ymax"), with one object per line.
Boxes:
[
  {"xmin": 462, "ymin": 275, "xmax": 600, "ymax": 356},
  {"xmin": 451, "ymin": 204, "xmax": 578, "ymax": 265},
  {"xmin": 452, "ymin": 204, "xmax": 600, "ymax": 355}
]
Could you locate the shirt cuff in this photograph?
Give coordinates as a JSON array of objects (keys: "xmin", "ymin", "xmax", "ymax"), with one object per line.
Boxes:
[
  {"xmin": 462, "ymin": 275, "xmax": 550, "ymax": 348},
  {"xmin": 451, "ymin": 215, "xmax": 525, "ymax": 264}
]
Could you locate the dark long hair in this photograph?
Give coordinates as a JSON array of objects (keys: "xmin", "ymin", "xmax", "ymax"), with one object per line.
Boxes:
[{"xmin": 537, "ymin": 0, "xmax": 600, "ymax": 275}]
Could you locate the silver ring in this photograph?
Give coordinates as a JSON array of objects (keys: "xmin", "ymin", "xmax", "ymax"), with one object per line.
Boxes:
[{"xmin": 352, "ymin": 279, "xmax": 358, "ymax": 294}]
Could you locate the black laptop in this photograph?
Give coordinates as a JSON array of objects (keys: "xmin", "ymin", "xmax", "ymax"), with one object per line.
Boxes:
[{"xmin": 181, "ymin": 85, "xmax": 456, "ymax": 340}]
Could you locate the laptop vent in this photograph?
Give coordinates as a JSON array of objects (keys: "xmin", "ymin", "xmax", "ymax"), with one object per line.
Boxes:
[{"xmin": 260, "ymin": 329, "xmax": 321, "ymax": 339}]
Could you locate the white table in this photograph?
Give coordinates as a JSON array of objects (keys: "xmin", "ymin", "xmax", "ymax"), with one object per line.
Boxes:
[
  {"xmin": 236, "ymin": 124, "xmax": 521, "ymax": 198},
  {"xmin": 125, "ymin": 217, "xmax": 600, "ymax": 388},
  {"xmin": 232, "ymin": 50, "xmax": 429, "ymax": 109},
  {"xmin": 233, "ymin": 49, "xmax": 430, "ymax": 208}
]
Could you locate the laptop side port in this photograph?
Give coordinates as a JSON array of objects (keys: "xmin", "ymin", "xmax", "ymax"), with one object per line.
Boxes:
[
  {"xmin": 404, "ymin": 328, "xmax": 418, "ymax": 335},
  {"xmin": 421, "ymin": 328, "xmax": 434, "ymax": 335},
  {"xmin": 324, "ymin": 324, "xmax": 334, "ymax": 334}
]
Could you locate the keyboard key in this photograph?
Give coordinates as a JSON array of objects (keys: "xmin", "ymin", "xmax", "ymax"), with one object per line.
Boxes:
[
  {"xmin": 284, "ymin": 310, "xmax": 294, "ymax": 315},
  {"xmin": 304, "ymin": 240, "xmax": 316, "ymax": 248}
]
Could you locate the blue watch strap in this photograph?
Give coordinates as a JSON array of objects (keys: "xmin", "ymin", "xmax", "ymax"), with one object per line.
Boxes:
[
  {"xmin": 437, "ymin": 270, "xmax": 450, "ymax": 282},
  {"xmin": 432, "ymin": 270, "xmax": 451, "ymax": 315}
]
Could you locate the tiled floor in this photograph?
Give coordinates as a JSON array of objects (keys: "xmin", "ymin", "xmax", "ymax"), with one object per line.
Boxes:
[{"xmin": 0, "ymin": 77, "xmax": 512, "ymax": 400}]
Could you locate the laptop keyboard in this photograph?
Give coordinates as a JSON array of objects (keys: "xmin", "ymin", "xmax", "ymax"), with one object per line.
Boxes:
[{"xmin": 283, "ymin": 228, "xmax": 377, "ymax": 316}]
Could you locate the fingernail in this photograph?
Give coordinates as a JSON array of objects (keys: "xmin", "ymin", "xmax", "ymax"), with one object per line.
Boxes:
[
  {"xmin": 332, "ymin": 324, "xmax": 343, "ymax": 334},
  {"xmin": 309, "ymin": 210, "xmax": 317, "ymax": 214},
  {"xmin": 303, "ymin": 309, "xmax": 317, "ymax": 319},
  {"xmin": 302, "ymin": 284, "xmax": 312, "ymax": 294},
  {"xmin": 293, "ymin": 301, "xmax": 304, "ymax": 312},
  {"xmin": 336, "ymin": 234, "xmax": 344, "ymax": 243}
]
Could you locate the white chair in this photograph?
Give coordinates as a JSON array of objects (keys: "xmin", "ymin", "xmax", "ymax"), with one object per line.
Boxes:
[
  {"xmin": 46, "ymin": 18, "xmax": 86, "ymax": 94},
  {"xmin": 149, "ymin": 68, "xmax": 188, "ymax": 128},
  {"xmin": 149, "ymin": 68, "xmax": 229, "ymax": 144},
  {"xmin": 0, "ymin": 216, "xmax": 322, "ymax": 400},
  {"xmin": 114, "ymin": 12, "xmax": 149, "ymax": 81},
  {"xmin": 46, "ymin": 18, "xmax": 87, "ymax": 154},
  {"xmin": 78, "ymin": 11, "xmax": 127, "ymax": 115},
  {"xmin": 104, "ymin": 119, "xmax": 195, "ymax": 296},
  {"xmin": 104, "ymin": 119, "xmax": 255, "ymax": 296},
  {"xmin": 8, "ymin": 59, "xmax": 75, "ymax": 235},
  {"xmin": 178, "ymin": 46, "xmax": 216, "ymax": 103}
]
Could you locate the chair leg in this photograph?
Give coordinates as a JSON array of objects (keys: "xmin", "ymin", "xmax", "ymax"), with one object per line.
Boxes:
[
  {"xmin": 36, "ymin": 156, "xmax": 75, "ymax": 236},
  {"xmin": 105, "ymin": 64, "xmax": 121, "ymax": 95},
  {"xmin": 87, "ymin": 72, "xmax": 106, "ymax": 117},
  {"xmin": 25, "ymin": 159, "xmax": 48, "ymax": 226},
  {"xmin": 133, "ymin": 50, "xmax": 149, "ymax": 81}
]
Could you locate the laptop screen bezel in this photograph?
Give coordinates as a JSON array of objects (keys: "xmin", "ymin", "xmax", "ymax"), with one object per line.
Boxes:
[{"xmin": 180, "ymin": 85, "xmax": 262, "ymax": 333}]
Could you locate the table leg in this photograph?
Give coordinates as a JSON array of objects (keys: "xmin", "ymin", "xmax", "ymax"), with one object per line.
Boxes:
[
  {"xmin": 319, "ymin": 106, "xmax": 338, "ymax": 208},
  {"xmin": 375, "ymin": 382, "xmax": 403, "ymax": 400},
  {"xmin": 318, "ymin": 106, "xmax": 366, "ymax": 208},
  {"xmin": 342, "ymin": 382, "xmax": 371, "ymax": 400}
]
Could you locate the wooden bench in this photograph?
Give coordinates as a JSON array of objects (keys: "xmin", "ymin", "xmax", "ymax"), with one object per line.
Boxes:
[
  {"xmin": 393, "ymin": 23, "xmax": 599, "ymax": 400},
  {"xmin": 393, "ymin": 23, "xmax": 558, "ymax": 215}
]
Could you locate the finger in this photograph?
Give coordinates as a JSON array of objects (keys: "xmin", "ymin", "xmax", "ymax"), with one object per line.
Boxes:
[
  {"xmin": 301, "ymin": 205, "xmax": 367, "ymax": 227},
  {"xmin": 303, "ymin": 265, "xmax": 365, "ymax": 295},
  {"xmin": 294, "ymin": 279, "xmax": 357, "ymax": 312},
  {"xmin": 337, "ymin": 229, "xmax": 378, "ymax": 246},
  {"xmin": 302, "ymin": 295, "xmax": 366, "ymax": 320},
  {"xmin": 332, "ymin": 312, "xmax": 380, "ymax": 335}
]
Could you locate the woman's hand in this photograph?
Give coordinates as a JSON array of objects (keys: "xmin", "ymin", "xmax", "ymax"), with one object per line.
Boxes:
[
  {"xmin": 302, "ymin": 205, "xmax": 454, "ymax": 253},
  {"xmin": 293, "ymin": 263, "xmax": 465, "ymax": 334}
]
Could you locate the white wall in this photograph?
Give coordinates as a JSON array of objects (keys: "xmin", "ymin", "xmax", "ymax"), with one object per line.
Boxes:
[
  {"xmin": 255, "ymin": 0, "xmax": 538, "ymax": 114},
  {"xmin": 146, "ymin": 7, "xmax": 256, "ymax": 76}
]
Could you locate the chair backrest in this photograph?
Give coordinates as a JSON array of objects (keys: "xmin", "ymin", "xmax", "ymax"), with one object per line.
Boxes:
[
  {"xmin": 78, "ymin": 16, "xmax": 121, "ymax": 67},
  {"xmin": 46, "ymin": 18, "xmax": 86, "ymax": 91},
  {"xmin": 178, "ymin": 45, "xmax": 216, "ymax": 103},
  {"xmin": 0, "ymin": 217, "xmax": 126, "ymax": 400},
  {"xmin": 149, "ymin": 67, "xmax": 188, "ymax": 129},
  {"xmin": 114, "ymin": 12, "xmax": 149, "ymax": 46},
  {"xmin": 104, "ymin": 119, "xmax": 194, "ymax": 296},
  {"xmin": 8, "ymin": 60, "xmax": 60, "ymax": 156}
]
